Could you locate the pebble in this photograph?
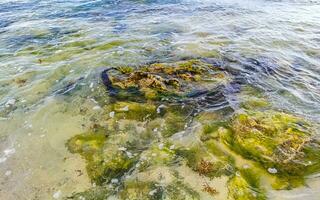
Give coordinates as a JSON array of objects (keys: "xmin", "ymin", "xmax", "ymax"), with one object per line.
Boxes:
[
  {"xmin": 109, "ymin": 111, "xmax": 115, "ymax": 118},
  {"xmin": 156, "ymin": 104, "xmax": 166, "ymax": 114},
  {"xmin": 90, "ymin": 98, "xmax": 98, "ymax": 104},
  {"xmin": 111, "ymin": 178, "xmax": 119, "ymax": 184},
  {"xmin": 126, "ymin": 151, "xmax": 133, "ymax": 158},
  {"xmin": 1, "ymin": 148, "xmax": 16, "ymax": 163},
  {"xmin": 5, "ymin": 99, "xmax": 16, "ymax": 107},
  {"xmin": 4, "ymin": 148, "xmax": 15, "ymax": 156},
  {"xmin": 118, "ymin": 147, "xmax": 127, "ymax": 151},
  {"xmin": 5, "ymin": 170, "xmax": 12, "ymax": 176},
  {"xmin": 243, "ymin": 164, "xmax": 250, "ymax": 169},
  {"xmin": 158, "ymin": 143, "xmax": 164, "ymax": 150},
  {"xmin": 0, "ymin": 157, "xmax": 7, "ymax": 163},
  {"xmin": 120, "ymin": 105, "xmax": 129, "ymax": 111},
  {"xmin": 149, "ymin": 189, "xmax": 158, "ymax": 196},
  {"xmin": 53, "ymin": 190, "xmax": 61, "ymax": 199},
  {"xmin": 92, "ymin": 106, "xmax": 101, "ymax": 110},
  {"xmin": 268, "ymin": 168, "xmax": 278, "ymax": 174}
]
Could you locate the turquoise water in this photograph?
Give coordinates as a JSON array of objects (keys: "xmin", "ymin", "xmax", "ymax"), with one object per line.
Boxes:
[{"xmin": 0, "ymin": 0, "xmax": 320, "ymax": 199}]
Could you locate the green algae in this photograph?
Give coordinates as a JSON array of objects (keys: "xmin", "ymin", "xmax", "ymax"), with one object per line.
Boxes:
[
  {"xmin": 67, "ymin": 132, "xmax": 106, "ymax": 155},
  {"xmin": 42, "ymin": 49, "xmax": 85, "ymax": 63},
  {"xmin": 120, "ymin": 180, "xmax": 161, "ymax": 200},
  {"xmin": 108, "ymin": 101, "xmax": 157, "ymax": 121},
  {"xmin": 236, "ymin": 85, "xmax": 270, "ymax": 110},
  {"xmin": 67, "ymin": 186, "xmax": 111, "ymax": 200},
  {"xmin": 65, "ymin": 57, "xmax": 320, "ymax": 200},
  {"xmin": 62, "ymin": 39, "xmax": 97, "ymax": 48},
  {"xmin": 204, "ymin": 110, "xmax": 320, "ymax": 189},
  {"xmin": 105, "ymin": 59, "xmax": 229, "ymax": 102},
  {"xmin": 119, "ymin": 179, "xmax": 199, "ymax": 200},
  {"xmin": 162, "ymin": 112, "xmax": 186, "ymax": 137},
  {"xmin": 137, "ymin": 143, "xmax": 177, "ymax": 172},
  {"xmin": 176, "ymin": 143, "xmax": 233, "ymax": 179},
  {"xmin": 93, "ymin": 40, "xmax": 128, "ymax": 51},
  {"xmin": 228, "ymin": 169, "xmax": 266, "ymax": 200},
  {"xmin": 67, "ymin": 128, "xmax": 138, "ymax": 185}
]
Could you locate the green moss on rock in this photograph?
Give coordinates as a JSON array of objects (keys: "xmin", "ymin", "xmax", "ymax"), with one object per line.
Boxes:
[
  {"xmin": 105, "ymin": 59, "xmax": 229, "ymax": 101},
  {"xmin": 67, "ymin": 130, "xmax": 137, "ymax": 185},
  {"xmin": 120, "ymin": 179, "xmax": 199, "ymax": 200},
  {"xmin": 223, "ymin": 110, "xmax": 320, "ymax": 187},
  {"xmin": 110, "ymin": 101, "xmax": 157, "ymax": 121},
  {"xmin": 228, "ymin": 169, "xmax": 266, "ymax": 200}
]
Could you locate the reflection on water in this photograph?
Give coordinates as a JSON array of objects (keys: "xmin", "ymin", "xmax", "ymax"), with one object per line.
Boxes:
[{"xmin": 0, "ymin": 0, "xmax": 320, "ymax": 199}]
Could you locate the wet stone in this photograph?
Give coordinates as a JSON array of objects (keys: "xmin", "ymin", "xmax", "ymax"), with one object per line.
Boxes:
[{"xmin": 101, "ymin": 59, "xmax": 231, "ymax": 105}]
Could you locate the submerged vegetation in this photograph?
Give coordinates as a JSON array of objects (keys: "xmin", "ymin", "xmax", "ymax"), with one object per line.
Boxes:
[{"xmin": 65, "ymin": 59, "xmax": 320, "ymax": 199}]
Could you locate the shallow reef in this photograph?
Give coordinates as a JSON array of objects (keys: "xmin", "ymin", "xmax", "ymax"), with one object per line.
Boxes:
[{"xmin": 65, "ymin": 59, "xmax": 320, "ymax": 199}]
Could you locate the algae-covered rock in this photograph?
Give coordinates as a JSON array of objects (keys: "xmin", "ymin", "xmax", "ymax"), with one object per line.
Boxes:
[
  {"xmin": 161, "ymin": 112, "xmax": 187, "ymax": 137},
  {"xmin": 109, "ymin": 101, "xmax": 157, "ymax": 121},
  {"xmin": 67, "ymin": 186, "xmax": 111, "ymax": 200},
  {"xmin": 102, "ymin": 59, "xmax": 229, "ymax": 101},
  {"xmin": 228, "ymin": 169, "xmax": 266, "ymax": 200},
  {"xmin": 176, "ymin": 144, "xmax": 233, "ymax": 179},
  {"xmin": 238, "ymin": 86, "xmax": 270, "ymax": 110},
  {"xmin": 119, "ymin": 179, "xmax": 200, "ymax": 200},
  {"xmin": 224, "ymin": 110, "xmax": 320, "ymax": 186},
  {"xmin": 67, "ymin": 130, "xmax": 138, "ymax": 185},
  {"xmin": 119, "ymin": 180, "xmax": 162, "ymax": 200},
  {"xmin": 137, "ymin": 143, "xmax": 177, "ymax": 172}
]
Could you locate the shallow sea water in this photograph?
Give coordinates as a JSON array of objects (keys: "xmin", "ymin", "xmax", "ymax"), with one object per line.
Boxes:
[{"xmin": 0, "ymin": 0, "xmax": 320, "ymax": 199}]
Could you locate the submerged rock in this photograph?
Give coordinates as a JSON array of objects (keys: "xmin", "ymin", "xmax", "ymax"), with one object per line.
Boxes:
[
  {"xmin": 101, "ymin": 59, "xmax": 230, "ymax": 104},
  {"xmin": 227, "ymin": 169, "xmax": 266, "ymax": 200},
  {"xmin": 229, "ymin": 111, "xmax": 319, "ymax": 176},
  {"xmin": 201, "ymin": 110, "xmax": 320, "ymax": 189},
  {"xmin": 65, "ymin": 58, "xmax": 320, "ymax": 199}
]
